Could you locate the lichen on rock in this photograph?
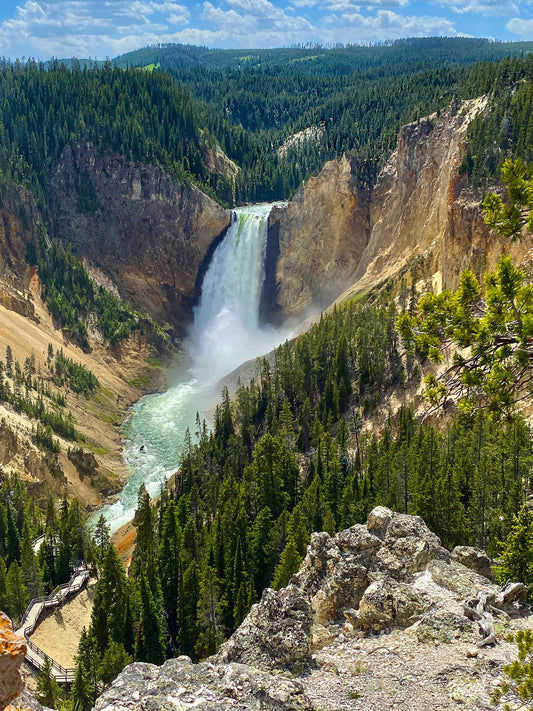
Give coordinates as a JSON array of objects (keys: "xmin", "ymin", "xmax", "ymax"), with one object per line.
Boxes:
[
  {"xmin": 0, "ymin": 613, "xmax": 26, "ymax": 711},
  {"xmin": 93, "ymin": 657, "xmax": 312, "ymax": 711}
]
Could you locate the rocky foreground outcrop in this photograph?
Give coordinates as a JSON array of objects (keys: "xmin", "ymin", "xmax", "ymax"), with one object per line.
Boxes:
[
  {"xmin": 0, "ymin": 613, "xmax": 26, "ymax": 711},
  {"xmin": 94, "ymin": 508, "xmax": 529, "ymax": 711},
  {"xmin": 93, "ymin": 659, "xmax": 312, "ymax": 711}
]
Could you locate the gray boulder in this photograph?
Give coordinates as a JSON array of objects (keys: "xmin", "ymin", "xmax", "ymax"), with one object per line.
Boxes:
[
  {"xmin": 93, "ymin": 658, "xmax": 312, "ymax": 711},
  {"xmin": 216, "ymin": 584, "xmax": 312, "ymax": 673},
  {"xmin": 452, "ymin": 546, "xmax": 494, "ymax": 580}
]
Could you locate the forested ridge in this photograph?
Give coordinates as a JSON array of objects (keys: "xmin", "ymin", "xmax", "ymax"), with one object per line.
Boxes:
[
  {"xmin": 1, "ymin": 38, "xmax": 533, "ymax": 214},
  {"xmin": 114, "ymin": 38, "xmax": 533, "ymax": 74},
  {"xmin": 460, "ymin": 53, "xmax": 533, "ymax": 184}
]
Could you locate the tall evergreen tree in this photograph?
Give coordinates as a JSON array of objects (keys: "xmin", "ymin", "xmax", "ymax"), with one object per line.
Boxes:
[
  {"xmin": 136, "ymin": 573, "xmax": 165, "ymax": 665},
  {"xmin": 35, "ymin": 657, "xmax": 62, "ymax": 708}
]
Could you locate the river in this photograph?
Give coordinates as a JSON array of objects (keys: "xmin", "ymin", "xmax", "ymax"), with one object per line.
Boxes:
[{"xmin": 95, "ymin": 203, "xmax": 290, "ymax": 534}]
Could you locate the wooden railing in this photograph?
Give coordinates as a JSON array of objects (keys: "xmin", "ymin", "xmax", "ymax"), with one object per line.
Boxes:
[
  {"xmin": 24, "ymin": 636, "xmax": 76, "ymax": 683},
  {"xmin": 16, "ymin": 565, "xmax": 89, "ymax": 683}
]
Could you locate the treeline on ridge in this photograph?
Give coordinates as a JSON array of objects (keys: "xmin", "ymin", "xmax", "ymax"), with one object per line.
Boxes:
[{"xmin": 2, "ymin": 42, "xmax": 533, "ymax": 217}]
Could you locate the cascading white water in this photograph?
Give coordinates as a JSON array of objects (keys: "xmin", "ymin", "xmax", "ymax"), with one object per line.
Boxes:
[
  {"xmin": 94, "ymin": 203, "xmax": 288, "ymax": 533},
  {"xmin": 191, "ymin": 203, "xmax": 280, "ymax": 382}
]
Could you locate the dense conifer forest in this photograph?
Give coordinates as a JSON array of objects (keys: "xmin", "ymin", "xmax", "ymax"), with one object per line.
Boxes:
[
  {"xmin": 1, "ymin": 38, "xmax": 533, "ymax": 214},
  {"xmin": 70, "ymin": 287, "xmax": 533, "ymax": 705}
]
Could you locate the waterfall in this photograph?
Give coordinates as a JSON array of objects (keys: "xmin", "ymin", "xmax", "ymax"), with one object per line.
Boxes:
[
  {"xmin": 94, "ymin": 204, "xmax": 287, "ymax": 533},
  {"xmin": 191, "ymin": 203, "xmax": 274, "ymax": 383}
]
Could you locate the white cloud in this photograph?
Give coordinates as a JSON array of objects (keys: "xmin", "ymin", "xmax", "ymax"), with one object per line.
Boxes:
[
  {"xmin": 0, "ymin": 0, "xmax": 190, "ymax": 59},
  {"xmin": 437, "ymin": 0, "xmax": 520, "ymax": 16},
  {"xmin": 507, "ymin": 16, "xmax": 533, "ymax": 37},
  {"xmin": 327, "ymin": 0, "xmax": 409, "ymax": 10},
  {"xmin": 202, "ymin": 0, "xmax": 314, "ymax": 42},
  {"xmin": 289, "ymin": 0, "xmax": 319, "ymax": 6},
  {"xmin": 332, "ymin": 9, "xmax": 461, "ymax": 40}
]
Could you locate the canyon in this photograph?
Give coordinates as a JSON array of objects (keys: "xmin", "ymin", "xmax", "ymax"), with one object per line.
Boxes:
[{"xmin": 0, "ymin": 94, "xmax": 525, "ymax": 511}]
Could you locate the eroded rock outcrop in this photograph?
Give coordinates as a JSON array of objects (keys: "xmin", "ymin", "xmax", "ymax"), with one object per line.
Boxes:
[
  {"xmin": 0, "ymin": 190, "xmax": 39, "ymax": 322},
  {"xmin": 266, "ymin": 154, "xmax": 370, "ymax": 321},
  {"xmin": 0, "ymin": 613, "xmax": 26, "ymax": 711},
  {"xmin": 48, "ymin": 144, "xmax": 231, "ymax": 337},
  {"xmin": 216, "ymin": 584, "xmax": 312, "ymax": 673},
  {"xmin": 93, "ymin": 658, "xmax": 312, "ymax": 711},
  {"xmin": 267, "ymin": 98, "xmax": 531, "ymax": 321},
  {"xmin": 91, "ymin": 508, "xmax": 527, "ymax": 711},
  {"xmin": 215, "ymin": 507, "xmax": 522, "ymax": 672}
]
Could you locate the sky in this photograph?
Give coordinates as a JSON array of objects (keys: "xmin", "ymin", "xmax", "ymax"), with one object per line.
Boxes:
[{"xmin": 0, "ymin": 0, "xmax": 532, "ymax": 61}]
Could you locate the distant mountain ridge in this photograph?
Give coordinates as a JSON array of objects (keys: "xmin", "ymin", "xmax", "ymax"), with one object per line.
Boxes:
[{"xmin": 112, "ymin": 37, "xmax": 533, "ymax": 73}]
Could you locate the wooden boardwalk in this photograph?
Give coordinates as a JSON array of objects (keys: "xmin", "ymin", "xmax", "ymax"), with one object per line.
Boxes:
[{"xmin": 15, "ymin": 565, "xmax": 89, "ymax": 683}]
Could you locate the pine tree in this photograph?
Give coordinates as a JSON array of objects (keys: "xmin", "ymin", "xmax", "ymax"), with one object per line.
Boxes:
[
  {"xmin": 178, "ymin": 560, "xmax": 200, "ymax": 658},
  {"xmin": 492, "ymin": 630, "xmax": 533, "ymax": 707},
  {"xmin": 195, "ymin": 565, "xmax": 224, "ymax": 658},
  {"xmin": 250, "ymin": 506, "xmax": 274, "ymax": 593},
  {"xmin": 6, "ymin": 561, "xmax": 28, "ymax": 620},
  {"xmin": 271, "ymin": 537, "xmax": 302, "ymax": 590},
  {"xmin": 334, "ymin": 332, "xmax": 352, "ymax": 413},
  {"xmin": 71, "ymin": 662, "xmax": 93, "ymax": 711},
  {"xmin": 158, "ymin": 500, "xmax": 181, "ymax": 648},
  {"xmin": 5, "ymin": 345, "xmax": 13, "ymax": 378},
  {"xmin": 90, "ymin": 544, "xmax": 130, "ymax": 653},
  {"xmin": 0, "ymin": 557, "xmax": 7, "ymax": 612},
  {"xmin": 20, "ymin": 518, "xmax": 42, "ymax": 598},
  {"xmin": 122, "ymin": 589, "xmax": 135, "ymax": 657},
  {"xmin": 92, "ymin": 514, "xmax": 111, "ymax": 573},
  {"xmin": 5, "ymin": 505, "xmax": 20, "ymax": 565},
  {"xmin": 233, "ymin": 579, "xmax": 248, "ymax": 629},
  {"xmin": 35, "ymin": 656, "xmax": 62, "ymax": 708},
  {"xmin": 75, "ymin": 629, "xmax": 99, "ymax": 704},
  {"xmin": 136, "ymin": 573, "xmax": 165, "ymax": 665},
  {"xmin": 495, "ymin": 505, "xmax": 533, "ymax": 592},
  {"xmin": 97, "ymin": 641, "xmax": 132, "ymax": 686}
]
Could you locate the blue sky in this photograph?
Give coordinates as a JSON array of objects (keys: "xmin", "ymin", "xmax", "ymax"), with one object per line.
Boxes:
[{"xmin": 0, "ymin": 0, "xmax": 532, "ymax": 61}]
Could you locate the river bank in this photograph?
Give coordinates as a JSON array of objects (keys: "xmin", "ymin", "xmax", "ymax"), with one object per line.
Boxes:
[{"xmin": 0, "ymin": 274, "xmax": 170, "ymax": 510}]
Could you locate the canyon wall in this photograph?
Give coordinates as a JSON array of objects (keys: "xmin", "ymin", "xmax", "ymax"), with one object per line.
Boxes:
[
  {"xmin": 266, "ymin": 154, "xmax": 370, "ymax": 321},
  {"xmin": 267, "ymin": 98, "xmax": 531, "ymax": 320},
  {"xmin": 47, "ymin": 144, "xmax": 231, "ymax": 338}
]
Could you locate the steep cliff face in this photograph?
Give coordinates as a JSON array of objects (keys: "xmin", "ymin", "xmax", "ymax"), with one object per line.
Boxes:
[
  {"xmin": 354, "ymin": 96, "xmax": 529, "ymax": 295},
  {"xmin": 47, "ymin": 144, "xmax": 231, "ymax": 338},
  {"xmin": 267, "ymin": 155, "xmax": 370, "ymax": 320},
  {"xmin": 0, "ymin": 189, "xmax": 171, "ymax": 508},
  {"xmin": 267, "ymin": 98, "xmax": 530, "ymax": 320},
  {"xmin": 0, "ymin": 189, "xmax": 39, "ymax": 321},
  {"xmin": 353, "ymin": 102, "xmax": 471, "ymax": 289}
]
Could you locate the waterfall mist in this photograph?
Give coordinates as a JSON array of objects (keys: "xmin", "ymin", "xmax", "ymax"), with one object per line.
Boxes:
[{"xmin": 94, "ymin": 204, "xmax": 291, "ymax": 533}]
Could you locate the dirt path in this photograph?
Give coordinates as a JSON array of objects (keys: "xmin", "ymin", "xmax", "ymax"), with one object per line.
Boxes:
[
  {"xmin": 29, "ymin": 581, "xmax": 96, "ymax": 669},
  {"xmin": 304, "ymin": 615, "xmax": 533, "ymax": 711}
]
